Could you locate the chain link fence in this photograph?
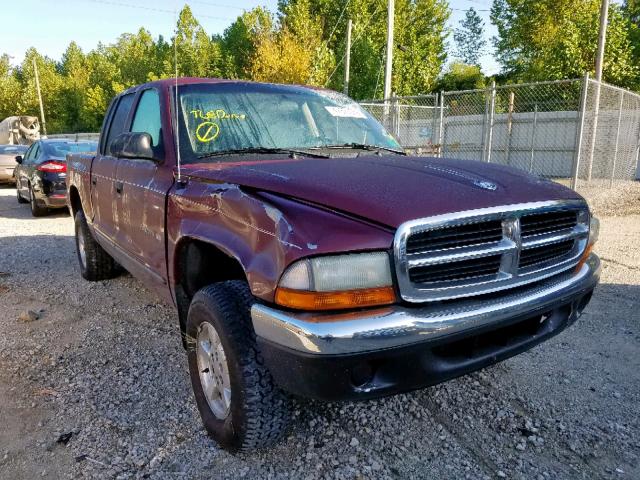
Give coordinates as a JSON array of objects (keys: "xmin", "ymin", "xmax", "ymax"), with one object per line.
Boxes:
[
  {"xmin": 360, "ymin": 95, "xmax": 438, "ymax": 152},
  {"xmin": 361, "ymin": 76, "xmax": 640, "ymax": 192},
  {"xmin": 574, "ymin": 79, "xmax": 640, "ymax": 189}
]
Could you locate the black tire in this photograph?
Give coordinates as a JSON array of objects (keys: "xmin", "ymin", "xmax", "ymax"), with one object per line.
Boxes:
[
  {"xmin": 74, "ymin": 210, "xmax": 118, "ymax": 281},
  {"xmin": 186, "ymin": 281, "xmax": 291, "ymax": 452},
  {"xmin": 29, "ymin": 186, "xmax": 48, "ymax": 216},
  {"xmin": 16, "ymin": 185, "xmax": 28, "ymax": 204}
]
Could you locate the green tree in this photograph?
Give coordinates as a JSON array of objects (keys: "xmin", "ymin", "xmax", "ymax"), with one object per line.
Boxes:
[
  {"xmin": 220, "ymin": 7, "xmax": 273, "ymax": 79},
  {"xmin": 14, "ymin": 49, "xmax": 65, "ymax": 133},
  {"xmin": 391, "ymin": 0, "xmax": 450, "ymax": 96},
  {"xmin": 168, "ymin": 5, "xmax": 222, "ymax": 78},
  {"xmin": 435, "ymin": 62, "xmax": 486, "ymax": 91},
  {"xmin": 491, "ymin": 0, "xmax": 639, "ymax": 88},
  {"xmin": 278, "ymin": 0, "xmax": 450, "ymax": 99},
  {"xmin": 453, "ymin": 8, "xmax": 486, "ymax": 65},
  {"xmin": 59, "ymin": 42, "xmax": 88, "ymax": 131},
  {"xmin": 82, "ymin": 44, "xmax": 124, "ymax": 130},
  {"xmin": 624, "ymin": 0, "xmax": 640, "ymax": 73},
  {"xmin": 107, "ymin": 29, "xmax": 164, "ymax": 86},
  {"xmin": 0, "ymin": 55, "xmax": 21, "ymax": 122}
]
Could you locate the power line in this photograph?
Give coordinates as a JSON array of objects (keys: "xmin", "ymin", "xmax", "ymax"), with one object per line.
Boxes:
[
  {"xmin": 84, "ymin": 0, "xmax": 237, "ymax": 21},
  {"xmin": 188, "ymin": 0, "xmax": 256, "ymax": 11},
  {"xmin": 323, "ymin": 0, "xmax": 351, "ymax": 50},
  {"xmin": 460, "ymin": 0, "xmax": 491, "ymax": 6},
  {"xmin": 451, "ymin": 7, "xmax": 491, "ymax": 12},
  {"xmin": 325, "ymin": 5, "xmax": 382, "ymax": 86},
  {"xmin": 373, "ymin": 53, "xmax": 385, "ymax": 99}
]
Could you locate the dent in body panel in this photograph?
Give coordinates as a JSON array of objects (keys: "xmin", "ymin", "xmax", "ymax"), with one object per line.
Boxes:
[
  {"xmin": 168, "ymin": 181, "xmax": 301, "ymax": 299},
  {"xmin": 167, "ymin": 179, "xmax": 394, "ymax": 303}
]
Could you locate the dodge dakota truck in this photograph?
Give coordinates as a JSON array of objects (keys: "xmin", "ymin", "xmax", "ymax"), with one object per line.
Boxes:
[{"xmin": 66, "ymin": 78, "xmax": 600, "ymax": 452}]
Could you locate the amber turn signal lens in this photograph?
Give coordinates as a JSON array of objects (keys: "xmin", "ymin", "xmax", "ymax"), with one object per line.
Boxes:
[
  {"xmin": 275, "ymin": 286, "xmax": 397, "ymax": 311},
  {"xmin": 575, "ymin": 244, "xmax": 594, "ymax": 272}
]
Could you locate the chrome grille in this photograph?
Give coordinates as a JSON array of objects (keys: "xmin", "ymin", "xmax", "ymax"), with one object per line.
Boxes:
[
  {"xmin": 394, "ymin": 200, "xmax": 590, "ymax": 302},
  {"xmin": 519, "ymin": 239, "xmax": 575, "ymax": 269},
  {"xmin": 521, "ymin": 210, "xmax": 578, "ymax": 237},
  {"xmin": 409, "ymin": 254, "xmax": 502, "ymax": 284},
  {"xmin": 406, "ymin": 220, "xmax": 503, "ymax": 254}
]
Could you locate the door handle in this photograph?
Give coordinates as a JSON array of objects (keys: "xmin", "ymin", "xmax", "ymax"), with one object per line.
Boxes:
[
  {"xmin": 115, "ymin": 180, "xmax": 123, "ymax": 194},
  {"xmin": 91, "ymin": 177, "xmax": 96, "ymax": 186}
]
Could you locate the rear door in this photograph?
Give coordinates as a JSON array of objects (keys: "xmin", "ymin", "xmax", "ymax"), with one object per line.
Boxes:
[
  {"xmin": 113, "ymin": 87, "xmax": 173, "ymax": 288},
  {"xmin": 90, "ymin": 92, "xmax": 135, "ymax": 242}
]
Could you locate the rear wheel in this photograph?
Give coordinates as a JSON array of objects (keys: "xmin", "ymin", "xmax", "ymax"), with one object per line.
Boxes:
[
  {"xmin": 74, "ymin": 210, "xmax": 118, "ymax": 281},
  {"xmin": 29, "ymin": 186, "xmax": 48, "ymax": 216},
  {"xmin": 186, "ymin": 281, "xmax": 291, "ymax": 452}
]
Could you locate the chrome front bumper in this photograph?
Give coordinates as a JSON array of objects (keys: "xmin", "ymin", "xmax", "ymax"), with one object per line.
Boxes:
[{"xmin": 251, "ymin": 254, "xmax": 600, "ymax": 355}]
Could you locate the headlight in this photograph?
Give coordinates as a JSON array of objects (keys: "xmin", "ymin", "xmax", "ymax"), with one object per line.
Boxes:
[
  {"xmin": 576, "ymin": 214, "xmax": 599, "ymax": 271},
  {"xmin": 275, "ymin": 252, "xmax": 396, "ymax": 310}
]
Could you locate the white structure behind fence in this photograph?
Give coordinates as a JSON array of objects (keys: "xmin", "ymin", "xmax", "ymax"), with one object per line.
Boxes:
[{"xmin": 361, "ymin": 76, "xmax": 640, "ymax": 191}]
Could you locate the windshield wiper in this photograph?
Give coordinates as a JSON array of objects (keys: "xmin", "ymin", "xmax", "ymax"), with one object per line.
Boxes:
[
  {"xmin": 314, "ymin": 143, "xmax": 406, "ymax": 155},
  {"xmin": 198, "ymin": 147, "xmax": 330, "ymax": 159}
]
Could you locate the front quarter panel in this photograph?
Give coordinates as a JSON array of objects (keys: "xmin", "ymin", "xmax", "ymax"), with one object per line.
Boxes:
[{"xmin": 167, "ymin": 180, "xmax": 394, "ymax": 302}]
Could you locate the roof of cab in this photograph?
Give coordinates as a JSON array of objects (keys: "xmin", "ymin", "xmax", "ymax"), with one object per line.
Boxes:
[{"xmin": 119, "ymin": 77, "xmax": 333, "ymax": 96}]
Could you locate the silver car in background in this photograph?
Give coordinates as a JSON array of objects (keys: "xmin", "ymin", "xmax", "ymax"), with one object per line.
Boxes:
[{"xmin": 0, "ymin": 144, "xmax": 28, "ymax": 184}]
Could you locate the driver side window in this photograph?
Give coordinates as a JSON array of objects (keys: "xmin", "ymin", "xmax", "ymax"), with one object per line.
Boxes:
[
  {"xmin": 105, "ymin": 93, "xmax": 135, "ymax": 155},
  {"xmin": 130, "ymin": 89, "xmax": 162, "ymax": 147}
]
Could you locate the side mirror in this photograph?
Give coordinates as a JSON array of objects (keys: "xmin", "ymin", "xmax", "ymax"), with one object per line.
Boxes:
[
  {"xmin": 15, "ymin": 155, "xmax": 23, "ymax": 164},
  {"xmin": 110, "ymin": 132, "xmax": 161, "ymax": 162}
]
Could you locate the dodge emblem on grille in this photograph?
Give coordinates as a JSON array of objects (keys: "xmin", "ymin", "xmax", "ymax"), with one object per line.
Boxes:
[{"xmin": 474, "ymin": 180, "xmax": 497, "ymax": 191}]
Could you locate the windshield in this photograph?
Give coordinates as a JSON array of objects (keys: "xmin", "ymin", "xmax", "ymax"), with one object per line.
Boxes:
[
  {"xmin": 177, "ymin": 83, "xmax": 401, "ymax": 162},
  {"xmin": 43, "ymin": 141, "xmax": 98, "ymax": 159},
  {"xmin": 0, "ymin": 145, "xmax": 28, "ymax": 154}
]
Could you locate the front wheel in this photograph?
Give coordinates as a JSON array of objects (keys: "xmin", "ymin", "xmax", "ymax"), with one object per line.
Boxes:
[
  {"xmin": 16, "ymin": 185, "xmax": 28, "ymax": 204},
  {"xmin": 186, "ymin": 281, "xmax": 291, "ymax": 452}
]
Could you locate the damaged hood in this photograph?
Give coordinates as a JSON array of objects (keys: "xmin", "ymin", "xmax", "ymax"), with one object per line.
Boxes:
[{"xmin": 180, "ymin": 156, "xmax": 582, "ymax": 229}]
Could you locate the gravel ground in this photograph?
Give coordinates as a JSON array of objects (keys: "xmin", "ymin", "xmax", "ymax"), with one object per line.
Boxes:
[{"xmin": 0, "ymin": 183, "xmax": 639, "ymax": 480}]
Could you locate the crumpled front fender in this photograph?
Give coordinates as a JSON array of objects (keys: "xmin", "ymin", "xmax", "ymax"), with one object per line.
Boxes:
[{"xmin": 167, "ymin": 181, "xmax": 394, "ymax": 302}]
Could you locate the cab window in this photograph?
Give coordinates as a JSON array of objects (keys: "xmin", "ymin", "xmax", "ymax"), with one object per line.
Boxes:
[
  {"xmin": 105, "ymin": 93, "xmax": 135, "ymax": 155},
  {"xmin": 130, "ymin": 89, "xmax": 162, "ymax": 147}
]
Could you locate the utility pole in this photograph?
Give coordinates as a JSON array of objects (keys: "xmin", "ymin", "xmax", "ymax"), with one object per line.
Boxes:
[
  {"xmin": 343, "ymin": 19, "xmax": 352, "ymax": 95},
  {"xmin": 383, "ymin": 0, "xmax": 395, "ymax": 102},
  {"xmin": 33, "ymin": 58, "xmax": 47, "ymax": 136},
  {"xmin": 586, "ymin": 0, "xmax": 609, "ymax": 181},
  {"xmin": 595, "ymin": 0, "xmax": 609, "ymax": 82}
]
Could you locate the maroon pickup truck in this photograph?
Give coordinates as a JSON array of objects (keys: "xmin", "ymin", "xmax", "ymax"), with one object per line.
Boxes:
[{"xmin": 66, "ymin": 78, "xmax": 600, "ymax": 452}]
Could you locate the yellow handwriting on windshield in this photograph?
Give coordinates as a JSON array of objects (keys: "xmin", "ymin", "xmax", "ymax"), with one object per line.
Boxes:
[
  {"xmin": 195, "ymin": 122, "xmax": 220, "ymax": 143},
  {"xmin": 190, "ymin": 109, "xmax": 246, "ymax": 121}
]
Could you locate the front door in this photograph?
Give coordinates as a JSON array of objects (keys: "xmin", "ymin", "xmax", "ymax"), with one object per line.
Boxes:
[
  {"xmin": 16, "ymin": 142, "xmax": 39, "ymax": 198},
  {"xmin": 114, "ymin": 87, "xmax": 173, "ymax": 289}
]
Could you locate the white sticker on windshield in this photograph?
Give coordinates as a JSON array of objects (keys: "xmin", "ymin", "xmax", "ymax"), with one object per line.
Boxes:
[{"xmin": 324, "ymin": 105, "xmax": 367, "ymax": 119}]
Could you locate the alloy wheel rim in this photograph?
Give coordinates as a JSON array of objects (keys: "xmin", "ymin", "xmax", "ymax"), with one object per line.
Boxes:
[{"xmin": 196, "ymin": 322, "xmax": 231, "ymax": 420}]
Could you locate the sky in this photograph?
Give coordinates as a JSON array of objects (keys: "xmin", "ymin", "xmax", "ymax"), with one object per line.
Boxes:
[{"xmin": 1, "ymin": 0, "xmax": 500, "ymax": 75}]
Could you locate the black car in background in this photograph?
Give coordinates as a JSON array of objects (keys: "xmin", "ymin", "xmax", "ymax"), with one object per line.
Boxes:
[
  {"xmin": 15, "ymin": 139, "xmax": 98, "ymax": 216},
  {"xmin": 0, "ymin": 144, "xmax": 29, "ymax": 184}
]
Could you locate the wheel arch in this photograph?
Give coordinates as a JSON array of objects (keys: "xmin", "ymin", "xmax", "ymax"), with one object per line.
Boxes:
[
  {"xmin": 68, "ymin": 185, "xmax": 82, "ymax": 217},
  {"xmin": 172, "ymin": 237, "xmax": 248, "ymax": 336}
]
